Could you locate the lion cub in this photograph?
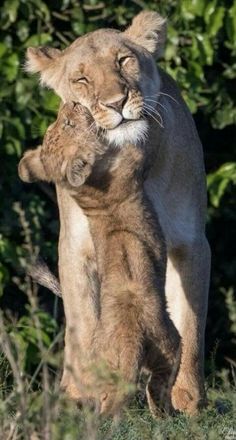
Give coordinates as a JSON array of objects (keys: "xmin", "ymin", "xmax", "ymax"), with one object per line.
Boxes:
[{"xmin": 19, "ymin": 103, "xmax": 181, "ymax": 416}]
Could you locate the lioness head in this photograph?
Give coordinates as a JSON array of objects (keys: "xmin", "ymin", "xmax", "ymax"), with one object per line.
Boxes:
[{"xmin": 26, "ymin": 11, "xmax": 166, "ymax": 146}]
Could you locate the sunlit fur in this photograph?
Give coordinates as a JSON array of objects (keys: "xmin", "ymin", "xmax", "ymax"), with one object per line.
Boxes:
[
  {"xmin": 25, "ymin": 12, "xmax": 166, "ymax": 146},
  {"xmin": 24, "ymin": 11, "xmax": 210, "ymax": 415},
  {"xmin": 104, "ymin": 120, "xmax": 148, "ymax": 146}
]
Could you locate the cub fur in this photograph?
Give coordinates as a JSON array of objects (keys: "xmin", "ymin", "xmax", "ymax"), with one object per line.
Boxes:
[{"xmin": 19, "ymin": 102, "xmax": 181, "ymax": 416}]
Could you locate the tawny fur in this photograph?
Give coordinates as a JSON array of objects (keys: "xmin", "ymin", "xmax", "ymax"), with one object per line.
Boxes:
[
  {"xmin": 19, "ymin": 102, "xmax": 181, "ymax": 415},
  {"xmin": 20, "ymin": 10, "xmax": 210, "ymax": 415}
]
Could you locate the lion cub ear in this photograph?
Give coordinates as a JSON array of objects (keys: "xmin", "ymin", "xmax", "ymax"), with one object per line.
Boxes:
[
  {"xmin": 124, "ymin": 11, "xmax": 166, "ymax": 59},
  {"xmin": 25, "ymin": 47, "xmax": 63, "ymax": 90},
  {"xmin": 18, "ymin": 147, "xmax": 48, "ymax": 183}
]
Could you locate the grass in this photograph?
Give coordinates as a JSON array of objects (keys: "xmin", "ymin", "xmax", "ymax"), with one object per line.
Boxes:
[
  {"xmin": 0, "ymin": 382, "xmax": 235, "ymax": 439},
  {"xmin": 0, "ymin": 285, "xmax": 235, "ymax": 440},
  {"xmin": 0, "ymin": 315, "xmax": 235, "ymax": 440}
]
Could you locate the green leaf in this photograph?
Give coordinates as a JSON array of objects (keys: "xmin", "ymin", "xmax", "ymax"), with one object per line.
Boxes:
[
  {"xmin": 207, "ymin": 163, "xmax": 236, "ymax": 207},
  {"xmin": 226, "ymin": 0, "xmax": 236, "ymax": 45},
  {"xmin": 204, "ymin": 0, "xmax": 217, "ymax": 24},
  {"xmin": 3, "ymin": 116, "xmax": 26, "ymax": 140},
  {"xmin": 2, "ymin": 53, "xmax": 19, "ymax": 81},
  {"xmin": 196, "ymin": 34, "xmax": 214, "ymax": 65},
  {"xmin": 42, "ymin": 91, "xmax": 60, "ymax": 113},
  {"xmin": 207, "ymin": 7, "xmax": 225, "ymax": 37},
  {"xmin": 181, "ymin": 0, "xmax": 205, "ymax": 20},
  {"xmin": 223, "ymin": 63, "xmax": 236, "ymax": 79},
  {"xmin": 5, "ymin": 138, "xmax": 22, "ymax": 156},
  {"xmin": 0, "ymin": 43, "xmax": 7, "ymax": 58},
  {"xmin": 188, "ymin": 61, "xmax": 205, "ymax": 81},
  {"xmin": 35, "ymin": 0, "xmax": 50, "ymax": 22},
  {"xmin": 1, "ymin": 0, "xmax": 19, "ymax": 29},
  {"xmin": 24, "ymin": 33, "xmax": 52, "ymax": 47},
  {"xmin": 16, "ymin": 20, "xmax": 30, "ymax": 42},
  {"xmin": 212, "ymin": 100, "xmax": 236, "ymax": 128}
]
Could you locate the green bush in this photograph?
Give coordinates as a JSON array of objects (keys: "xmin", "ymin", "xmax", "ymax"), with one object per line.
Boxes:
[{"xmin": 0, "ymin": 0, "xmax": 235, "ymax": 375}]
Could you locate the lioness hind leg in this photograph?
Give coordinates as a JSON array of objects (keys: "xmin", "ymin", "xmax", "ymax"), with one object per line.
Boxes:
[{"xmin": 143, "ymin": 292, "xmax": 181, "ymax": 417}]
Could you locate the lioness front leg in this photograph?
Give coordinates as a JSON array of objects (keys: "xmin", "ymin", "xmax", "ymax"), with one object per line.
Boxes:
[
  {"xmin": 57, "ymin": 186, "xmax": 99, "ymax": 400},
  {"xmin": 166, "ymin": 236, "xmax": 211, "ymax": 415}
]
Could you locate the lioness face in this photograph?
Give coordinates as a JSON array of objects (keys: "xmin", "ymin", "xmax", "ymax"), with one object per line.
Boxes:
[{"xmin": 26, "ymin": 12, "xmax": 166, "ymax": 146}]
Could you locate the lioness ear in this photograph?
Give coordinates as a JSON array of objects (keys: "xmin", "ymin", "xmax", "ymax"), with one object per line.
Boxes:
[
  {"xmin": 25, "ymin": 47, "xmax": 63, "ymax": 89},
  {"xmin": 124, "ymin": 11, "xmax": 166, "ymax": 59}
]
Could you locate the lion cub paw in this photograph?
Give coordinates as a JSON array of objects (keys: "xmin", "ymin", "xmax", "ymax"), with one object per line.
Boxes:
[{"xmin": 66, "ymin": 156, "xmax": 93, "ymax": 187}]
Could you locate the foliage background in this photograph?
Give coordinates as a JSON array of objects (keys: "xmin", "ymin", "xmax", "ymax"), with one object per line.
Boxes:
[{"xmin": 0, "ymin": 0, "xmax": 235, "ymax": 381}]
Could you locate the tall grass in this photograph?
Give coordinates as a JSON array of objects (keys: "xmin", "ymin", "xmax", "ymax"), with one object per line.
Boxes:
[{"xmin": 0, "ymin": 313, "xmax": 235, "ymax": 440}]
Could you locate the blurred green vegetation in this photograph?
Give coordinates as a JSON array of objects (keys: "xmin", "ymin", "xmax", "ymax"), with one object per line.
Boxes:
[{"xmin": 0, "ymin": 0, "xmax": 235, "ymax": 381}]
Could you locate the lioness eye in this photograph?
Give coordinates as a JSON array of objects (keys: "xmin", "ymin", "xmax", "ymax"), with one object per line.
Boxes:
[
  {"xmin": 71, "ymin": 77, "xmax": 88, "ymax": 84},
  {"xmin": 119, "ymin": 56, "xmax": 133, "ymax": 67}
]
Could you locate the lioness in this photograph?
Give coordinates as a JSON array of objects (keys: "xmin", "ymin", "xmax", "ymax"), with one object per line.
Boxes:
[
  {"xmin": 19, "ymin": 102, "xmax": 181, "ymax": 415},
  {"xmin": 23, "ymin": 11, "xmax": 210, "ymax": 414}
]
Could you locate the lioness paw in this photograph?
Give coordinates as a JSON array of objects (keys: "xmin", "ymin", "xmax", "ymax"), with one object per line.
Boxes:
[{"xmin": 171, "ymin": 383, "xmax": 206, "ymax": 415}]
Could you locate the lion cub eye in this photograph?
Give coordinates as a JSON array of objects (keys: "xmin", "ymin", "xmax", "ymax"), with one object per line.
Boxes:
[
  {"xmin": 118, "ymin": 56, "xmax": 133, "ymax": 67},
  {"xmin": 71, "ymin": 77, "xmax": 88, "ymax": 85}
]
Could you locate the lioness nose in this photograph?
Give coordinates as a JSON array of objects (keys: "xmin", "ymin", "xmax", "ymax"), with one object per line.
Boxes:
[{"xmin": 100, "ymin": 94, "xmax": 127, "ymax": 113}]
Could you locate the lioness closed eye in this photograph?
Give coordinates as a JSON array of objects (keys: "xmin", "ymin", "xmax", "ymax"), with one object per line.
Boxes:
[{"xmin": 19, "ymin": 102, "xmax": 181, "ymax": 416}]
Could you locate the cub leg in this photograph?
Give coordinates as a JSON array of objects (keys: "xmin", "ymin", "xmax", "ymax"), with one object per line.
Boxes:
[
  {"xmin": 95, "ymin": 287, "xmax": 144, "ymax": 415},
  {"xmin": 144, "ymin": 305, "xmax": 181, "ymax": 416},
  {"xmin": 145, "ymin": 349, "xmax": 178, "ymax": 417}
]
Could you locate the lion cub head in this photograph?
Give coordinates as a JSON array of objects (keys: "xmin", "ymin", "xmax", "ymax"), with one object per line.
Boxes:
[
  {"xmin": 25, "ymin": 11, "xmax": 166, "ymax": 146},
  {"xmin": 18, "ymin": 103, "xmax": 105, "ymax": 187}
]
